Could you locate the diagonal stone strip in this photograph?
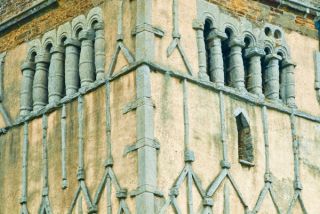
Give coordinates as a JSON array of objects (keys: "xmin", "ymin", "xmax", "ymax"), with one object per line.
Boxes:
[
  {"xmin": 158, "ymin": 79, "xmax": 205, "ymax": 214},
  {"xmin": 107, "ymin": 0, "xmax": 135, "ymax": 78},
  {"xmin": 167, "ymin": 0, "xmax": 193, "ymax": 76},
  {"xmin": 287, "ymin": 113, "xmax": 308, "ymax": 214},
  {"xmin": 38, "ymin": 114, "xmax": 53, "ymax": 214},
  {"xmin": 252, "ymin": 106, "xmax": 281, "ymax": 214},
  {"xmin": 91, "ymin": 80, "xmax": 131, "ymax": 213},
  {"xmin": 68, "ymin": 96, "xmax": 96, "ymax": 213},
  {"xmin": 205, "ymin": 91, "xmax": 249, "ymax": 213}
]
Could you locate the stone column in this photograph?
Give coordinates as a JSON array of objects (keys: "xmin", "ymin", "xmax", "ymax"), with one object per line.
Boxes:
[
  {"xmin": 20, "ymin": 62, "xmax": 35, "ymax": 116},
  {"xmin": 206, "ymin": 29, "xmax": 227, "ymax": 87},
  {"xmin": 282, "ymin": 59, "xmax": 296, "ymax": 107},
  {"xmin": 244, "ymin": 46, "xmax": 265, "ymax": 96},
  {"xmin": 64, "ymin": 38, "xmax": 80, "ymax": 96},
  {"xmin": 48, "ymin": 45, "xmax": 65, "ymax": 104},
  {"xmin": 79, "ymin": 30, "xmax": 95, "ymax": 87},
  {"xmin": 192, "ymin": 20, "xmax": 209, "ymax": 81},
  {"xmin": 94, "ymin": 22, "xmax": 105, "ymax": 81},
  {"xmin": 228, "ymin": 37, "xmax": 246, "ymax": 90},
  {"xmin": 263, "ymin": 54, "xmax": 282, "ymax": 101},
  {"xmin": 33, "ymin": 54, "xmax": 50, "ymax": 111}
]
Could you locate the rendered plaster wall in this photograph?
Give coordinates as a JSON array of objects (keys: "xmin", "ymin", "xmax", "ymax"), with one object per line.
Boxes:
[
  {"xmin": 151, "ymin": 71, "xmax": 320, "ymax": 213},
  {"xmin": 0, "ymin": 72, "xmax": 138, "ymax": 213},
  {"xmin": 0, "ymin": 0, "xmax": 138, "ymax": 212}
]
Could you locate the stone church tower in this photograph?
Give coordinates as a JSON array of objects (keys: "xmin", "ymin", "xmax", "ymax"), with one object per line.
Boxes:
[{"xmin": 0, "ymin": 0, "xmax": 320, "ymax": 213}]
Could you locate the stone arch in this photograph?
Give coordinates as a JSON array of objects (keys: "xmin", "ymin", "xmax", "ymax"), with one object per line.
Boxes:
[
  {"xmin": 275, "ymin": 45, "xmax": 290, "ymax": 60},
  {"xmin": 42, "ymin": 29, "xmax": 56, "ymax": 53},
  {"xmin": 87, "ymin": 7, "xmax": 104, "ymax": 29},
  {"xmin": 57, "ymin": 22, "xmax": 71, "ymax": 46},
  {"xmin": 27, "ymin": 39, "xmax": 41, "ymax": 61},
  {"xmin": 222, "ymin": 23, "xmax": 239, "ymax": 38},
  {"xmin": 242, "ymin": 31, "xmax": 256, "ymax": 48},
  {"xmin": 71, "ymin": 15, "xmax": 87, "ymax": 39}
]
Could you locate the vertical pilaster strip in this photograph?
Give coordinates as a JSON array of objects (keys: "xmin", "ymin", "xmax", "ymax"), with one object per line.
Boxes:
[
  {"xmin": 20, "ymin": 62, "xmax": 35, "ymax": 116},
  {"xmin": 0, "ymin": 52, "xmax": 6, "ymax": 102},
  {"xmin": 48, "ymin": 45, "xmax": 65, "ymax": 104},
  {"xmin": 172, "ymin": 0, "xmax": 179, "ymax": 38},
  {"xmin": 79, "ymin": 30, "xmax": 95, "ymax": 87},
  {"xmin": 33, "ymin": 54, "xmax": 50, "ymax": 110},
  {"xmin": 219, "ymin": 91, "xmax": 229, "ymax": 166},
  {"xmin": 223, "ymin": 184, "xmax": 230, "ymax": 214},
  {"xmin": 228, "ymin": 38, "xmax": 245, "ymax": 90},
  {"xmin": 192, "ymin": 20, "xmax": 209, "ymax": 81},
  {"xmin": 117, "ymin": 0, "xmax": 124, "ymax": 39},
  {"xmin": 78, "ymin": 96, "xmax": 84, "ymax": 176},
  {"xmin": 64, "ymin": 39, "xmax": 80, "ymax": 96},
  {"xmin": 61, "ymin": 104, "xmax": 68, "ymax": 189},
  {"xmin": 182, "ymin": 79, "xmax": 194, "ymax": 214},
  {"xmin": 105, "ymin": 80, "xmax": 113, "ymax": 164},
  {"xmin": 207, "ymin": 30, "xmax": 227, "ymax": 87},
  {"xmin": 264, "ymin": 54, "xmax": 281, "ymax": 101},
  {"xmin": 245, "ymin": 47, "xmax": 265, "ymax": 96},
  {"xmin": 135, "ymin": 0, "xmax": 158, "ymax": 213},
  {"xmin": 290, "ymin": 113, "xmax": 302, "ymax": 191},
  {"xmin": 262, "ymin": 106, "xmax": 270, "ymax": 176},
  {"xmin": 42, "ymin": 114, "xmax": 49, "ymax": 194},
  {"xmin": 20, "ymin": 122, "xmax": 29, "ymax": 214}
]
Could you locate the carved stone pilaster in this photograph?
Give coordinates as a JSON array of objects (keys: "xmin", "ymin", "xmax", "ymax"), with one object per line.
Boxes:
[
  {"xmin": 244, "ymin": 46, "xmax": 265, "ymax": 96},
  {"xmin": 79, "ymin": 30, "xmax": 95, "ymax": 87},
  {"xmin": 48, "ymin": 45, "xmax": 65, "ymax": 104},
  {"xmin": 282, "ymin": 59, "xmax": 296, "ymax": 107},
  {"xmin": 94, "ymin": 22, "xmax": 105, "ymax": 81},
  {"xmin": 228, "ymin": 37, "xmax": 245, "ymax": 90},
  {"xmin": 192, "ymin": 20, "xmax": 209, "ymax": 81},
  {"xmin": 33, "ymin": 54, "xmax": 50, "ymax": 111},
  {"xmin": 20, "ymin": 62, "xmax": 35, "ymax": 116},
  {"xmin": 64, "ymin": 38, "xmax": 80, "ymax": 96},
  {"xmin": 264, "ymin": 54, "xmax": 282, "ymax": 101},
  {"xmin": 206, "ymin": 29, "xmax": 227, "ymax": 87}
]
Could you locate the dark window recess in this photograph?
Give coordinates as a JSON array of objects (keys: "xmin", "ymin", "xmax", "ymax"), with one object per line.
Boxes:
[{"xmin": 236, "ymin": 113, "xmax": 254, "ymax": 167}]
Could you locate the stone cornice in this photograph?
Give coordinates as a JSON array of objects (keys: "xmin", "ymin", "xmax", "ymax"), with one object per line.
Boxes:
[{"xmin": 0, "ymin": 0, "xmax": 57, "ymax": 34}]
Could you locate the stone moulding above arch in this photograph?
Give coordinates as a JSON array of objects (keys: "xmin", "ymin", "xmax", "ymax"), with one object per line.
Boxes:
[
  {"xmin": 87, "ymin": 7, "xmax": 104, "ymax": 29},
  {"xmin": 26, "ymin": 39, "xmax": 42, "ymax": 61},
  {"xmin": 42, "ymin": 29, "xmax": 57, "ymax": 51},
  {"xmin": 71, "ymin": 15, "xmax": 87, "ymax": 39},
  {"xmin": 57, "ymin": 22, "xmax": 72, "ymax": 46}
]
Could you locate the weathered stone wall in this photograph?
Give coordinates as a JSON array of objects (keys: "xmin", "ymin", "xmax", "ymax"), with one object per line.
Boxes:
[{"xmin": 0, "ymin": 0, "xmax": 320, "ymax": 213}]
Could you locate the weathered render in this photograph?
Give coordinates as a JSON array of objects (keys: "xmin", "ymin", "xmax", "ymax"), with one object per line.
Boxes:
[{"xmin": 0, "ymin": 0, "xmax": 320, "ymax": 213}]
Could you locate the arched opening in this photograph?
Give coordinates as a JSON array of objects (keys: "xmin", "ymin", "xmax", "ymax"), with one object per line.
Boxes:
[
  {"xmin": 243, "ymin": 36, "xmax": 252, "ymax": 90},
  {"xmin": 262, "ymin": 47, "xmax": 271, "ymax": 95},
  {"xmin": 222, "ymin": 28, "xmax": 233, "ymax": 86},
  {"xmin": 204, "ymin": 19, "xmax": 213, "ymax": 80},
  {"xmin": 277, "ymin": 51, "xmax": 285, "ymax": 101},
  {"xmin": 236, "ymin": 112, "xmax": 254, "ymax": 166},
  {"xmin": 75, "ymin": 27, "xmax": 83, "ymax": 40}
]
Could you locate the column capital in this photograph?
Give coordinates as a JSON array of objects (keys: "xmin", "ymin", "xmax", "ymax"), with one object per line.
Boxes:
[
  {"xmin": 207, "ymin": 29, "xmax": 227, "ymax": 42},
  {"xmin": 35, "ymin": 54, "xmax": 50, "ymax": 64},
  {"xmin": 79, "ymin": 30, "xmax": 95, "ymax": 41},
  {"xmin": 244, "ymin": 46, "xmax": 265, "ymax": 58},
  {"xmin": 21, "ymin": 62, "xmax": 35, "ymax": 71},
  {"xmin": 228, "ymin": 37, "xmax": 245, "ymax": 48},
  {"xmin": 281, "ymin": 59, "xmax": 296, "ymax": 68},
  {"xmin": 50, "ymin": 45, "xmax": 65, "ymax": 54},
  {"xmin": 64, "ymin": 38, "xmax": 80, "ymax": 47},
  {"xmin": 265, "ymin": 54, "xmax": 282, "ymax": 63},
  {"xmin": 93, "ymin": 22, "xmax": 104, "ymax": 31},
  {"xmin": 192, "ymin": 19, "xmax": 204, "ymax": 30}
]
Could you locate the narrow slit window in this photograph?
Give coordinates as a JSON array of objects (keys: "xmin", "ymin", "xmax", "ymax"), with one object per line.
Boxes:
[{"xmin": 236, "ymin": 113, "xmax": 254, "ymax": 167}]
